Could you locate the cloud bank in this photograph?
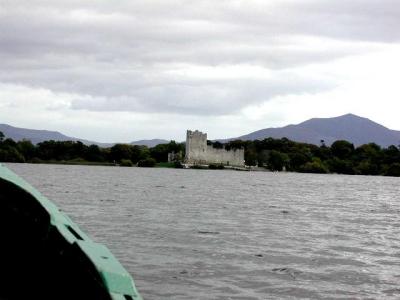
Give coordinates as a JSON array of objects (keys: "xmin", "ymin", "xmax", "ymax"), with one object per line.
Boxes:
[{"xmin": 1, "ymin": 0, "xmax": 400, "ymax": 140}]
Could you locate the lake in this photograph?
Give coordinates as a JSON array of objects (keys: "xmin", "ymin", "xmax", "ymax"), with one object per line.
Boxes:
[{"xmin": 5, "ymin": 163, "xmax": 400, "ymax": 299}]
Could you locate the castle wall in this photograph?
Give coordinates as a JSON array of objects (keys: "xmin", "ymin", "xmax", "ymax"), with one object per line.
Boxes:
[
  {"xmin": 185, "ymin": 130, "xmax": 245, "ymax": 166},
  {"xmin": 205, "ymin": 146, "xmax": 245, "ymax": 166}
]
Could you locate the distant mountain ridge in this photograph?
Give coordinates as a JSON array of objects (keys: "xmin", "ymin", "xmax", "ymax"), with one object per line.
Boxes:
[
  {"xmin": 130, "ymin": 139, "xmax": 169, "ymax": 147},
  {"xmin": 0, "ymin": 124, "xmax": 105, "ymax": 146},
  {"xmin": 229, "ymin": 114, "xmax": 400, "ymax": 147},
  {"xmin": 3, "ymin": 114, "xmax": 399, "ymax": 148},
  {"xmin": 0, "ymin": 124, "xmax": 168, "ymax": 147}
]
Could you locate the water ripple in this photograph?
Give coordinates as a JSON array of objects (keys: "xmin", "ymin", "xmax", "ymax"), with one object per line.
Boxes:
[{"xmin": 7, "ymin": 164, "xmax": 400, "ymax": 300}]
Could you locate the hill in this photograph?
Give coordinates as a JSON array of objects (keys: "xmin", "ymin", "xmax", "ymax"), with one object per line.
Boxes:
[
  {"xmin": 130, "ymin": 139, "xmax": 169, "ymax": 147},
  {"xmin": 230, "ymin": 114, "xmax": 400, "ymax": 147},
  {"xmin": 0, "ymin": 124, "xmax": 168, "ymax": 147},
  {"xmin": 0, "ymin": 124, "xmax": 104, "ymax": 145}
]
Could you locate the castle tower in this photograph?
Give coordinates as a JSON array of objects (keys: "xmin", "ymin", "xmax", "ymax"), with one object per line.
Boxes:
[{"xmin": 185, "ymin": 130, "xmax": 207, "ymax": 164}]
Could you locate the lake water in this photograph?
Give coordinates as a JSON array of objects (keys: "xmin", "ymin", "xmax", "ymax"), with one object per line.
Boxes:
[{"xmin": 5, "ymin": 163, "xmax": 400, "ymax": 299}]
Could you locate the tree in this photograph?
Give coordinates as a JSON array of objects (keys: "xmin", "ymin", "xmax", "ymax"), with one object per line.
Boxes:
[
  {"xmin": 0, "ymin": 131, "xmax": 4, "ymax": 142},
  {"xmin": 267, "ymin": 150, "xmax": 289, "ymax": 171},
  {"xmin": 257, "ymin": 150, "xmax": 270, "ymax": 167},
  {"xmin": 312, "ymin": 144, "xmax": 332, "ymax": 160},
  {"xmin": 130, "ymin": 145, "xmax": 149, "ymax": 163},
  {"xmin": 326, "ymin": 157, "xmax": 355, "ymax": 174},
  {"xmin": 211, "ymin": 141, "xmax": 223, "ymax": 149},
  {"xmin": 384, "ymin": 163, "xmax": 400, "ymax": 177},
  {"xmin": 137, "ymin": 158, "xmax": 156, "ymax": 167},
  {"xmin": 2, "ymin": 138, "xmax": 17, "ymax": 148},
  {"xmin": 109, "ymin": 144, "xmax": 133, "ymax": 163},
  {"xmin": 17, "ymin": 140, "xmax": 36, "ymax": 161},
  {"xmin": 84, "ymin": 144, "xmax": 104, "ymax": 162},
  {"xmin": 355, "ymin": 160, "xmax": 379, "ymax": 175},
  {"xmin": 72, "ymin": 141, "xmax": 86, "ymax": 157},
  {"xmin": 150, "ymin": 141, "xmax": 184, "ymax": 162},
  {"xmin": 0, "ymin": 147, "xmax": 25, "ymax": 163},
  {"xmin": 225, "ymin": 140, "xmax": 247, "ymax": 150},
  {"xmin": 331, "ymin": 140, "xmax": 354, "ymax": 159},
  {"xmin": 288, "ymin": 152, "xmax": 311, "ymax": 171},
  {"xmin": 244, "ymin": 145, "xmax": 258, "ymax": 166},
  {"xmin": 300, "ymin": 158, "xmax": 329, "ymax": 174},
  {"xmin": 120, "ymin": 159, "xmax": 133, "ymax": 167},
  {"xmin": 36, "ymin": 140, "xmax": 57, "ymax": 160},
  {"xmin": 382, "ymin": 145, "xmax": 400, "ymax": 165}
]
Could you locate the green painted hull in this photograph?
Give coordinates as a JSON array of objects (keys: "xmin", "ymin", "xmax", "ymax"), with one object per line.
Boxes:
[{"xmin": 0, "ymin": 164, "xmax": 142, "ymax": 300}]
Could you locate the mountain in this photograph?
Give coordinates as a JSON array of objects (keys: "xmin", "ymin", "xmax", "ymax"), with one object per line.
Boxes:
[
  {"xmin": 0, "ymin": 124, "xmax": 100, "ymax": 145},
  {"xmin": 130, "ymin": 139, "xmax": 169, "ymax": 147},
  {"xmin": 4, "ymin": 114, "xmax": 398, "ymax": 148},
  {"xmin": 0, "ymin": 123, "xmax": 168, "ymax": 147},
  {"xmin": 229, "ymin": 114, "xmax": 400, "ymax": 147}
]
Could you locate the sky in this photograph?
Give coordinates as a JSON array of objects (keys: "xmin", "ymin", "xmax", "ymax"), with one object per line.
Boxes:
[{"xmin": 1, "ymin": 0, "xmax": 400, "ymax": 142}]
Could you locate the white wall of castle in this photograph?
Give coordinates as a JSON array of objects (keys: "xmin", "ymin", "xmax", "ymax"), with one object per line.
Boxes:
[
  {"xmin": 204, "ymin": 146, "xmax": 245, "ymax": 166},
  {"xmin": 185, "ymin": 130, "xmax": 245, "ymax": 166}
]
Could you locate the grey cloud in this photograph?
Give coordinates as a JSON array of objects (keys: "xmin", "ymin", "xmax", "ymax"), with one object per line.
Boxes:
[
  {"xmin": 0, "ymin": 0, "xmax": 398, "ymax": 115},
  {"xmin": 70, "ymin": 75, "xmax": 333, "ymax": 115}
]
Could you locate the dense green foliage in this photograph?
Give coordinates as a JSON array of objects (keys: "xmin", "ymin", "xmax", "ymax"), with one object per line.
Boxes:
[
  {"xmin": 220, "ymin": 137, "xmax": 400, "ymax": 176},
  {"xmin": 120, "ymin": 159, "xmax": 134, "ymax": 167},
  {"xmin": 0, "ymin": 131, "xmax": 184, "ymax": 168},
  {"xmin": 1, "ymin": 129, "xmax": 400, "ymax": 176},
  {"xmin": 137, "ymin": 158, "xmax": 156, "ymax": 167}
]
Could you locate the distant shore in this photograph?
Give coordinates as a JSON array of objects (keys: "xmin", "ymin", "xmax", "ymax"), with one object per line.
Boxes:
[{"xmin": 2, "ymin": 134, "xmax": 400, "ymax": 177}]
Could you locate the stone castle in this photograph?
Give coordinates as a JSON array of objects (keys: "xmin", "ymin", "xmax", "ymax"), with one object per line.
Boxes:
[{"xmin": 184, "ymin": 130, "xmax": 245, "ymax": 167}]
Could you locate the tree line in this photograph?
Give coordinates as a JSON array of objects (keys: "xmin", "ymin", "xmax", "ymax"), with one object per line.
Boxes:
[
  {"xmin": 1, "ymin": 130, "xmax": 400, "ymax": 176},
  {"xmin": 0, "ymin": 131, "xmax": 184, "ymax": 167},
  {"xmin": 219, "ymin": 138, "xmax": 400, "ymax": 176}
]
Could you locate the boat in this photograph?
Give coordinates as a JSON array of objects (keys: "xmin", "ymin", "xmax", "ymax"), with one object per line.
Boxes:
[{"xmin": 0, "ymin": 163, "xmax": 142, "ymax": 300}]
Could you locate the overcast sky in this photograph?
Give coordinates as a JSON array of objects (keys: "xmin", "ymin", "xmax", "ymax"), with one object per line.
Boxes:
[{"xmin": 1, "ymin": 0, "xmax": 400, "ymax": 142}]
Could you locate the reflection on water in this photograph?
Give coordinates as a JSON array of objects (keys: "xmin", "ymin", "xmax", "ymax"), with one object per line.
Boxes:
[{"xmin": 7, "ymin": 163, "xmax": 400, "ymax": 299}]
